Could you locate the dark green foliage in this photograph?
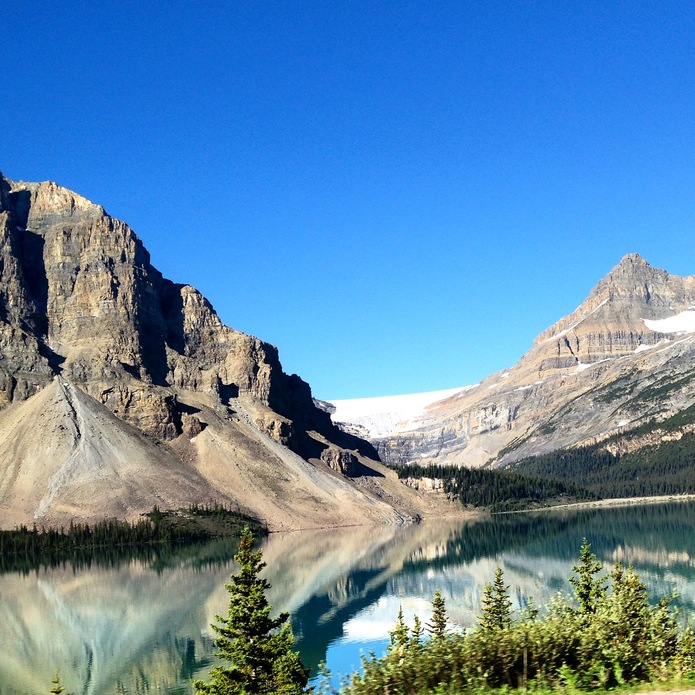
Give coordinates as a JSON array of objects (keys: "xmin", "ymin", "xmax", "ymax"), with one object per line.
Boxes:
[
  {"xmin": 480, "ymin": 567, "xmax": 513, "ymax": 631},
  {"xmin": 342, "ymin": 541, "xmax": 695, "ymax": 695},
  {"xmin": 569, "ymin": 539, "xmax": 606, "ymax": 614},
  {"xmin": 0, "ymin": 505, "xmax": 265, "ymax": 574},
  {"xmin": 515, "ymin": 430, "xmax": 695, "ymax": 499},
  {"xmin": 389, "ymin": 606, "xmax": 409, "ymax": 653},
  {"xmin": 409, "ymin": 615, "xmax": 424, "ymax": 654},
  {"xmin": 426, "ymin": 589, "xmax": 448, "ymax": 638},
  {"xmin": 193, "ymin": 527, "xmax": 308, "ymax": 695},
  {"xmin": 397, "ymin": 463, "xmax": 597, "ymax": 511}
]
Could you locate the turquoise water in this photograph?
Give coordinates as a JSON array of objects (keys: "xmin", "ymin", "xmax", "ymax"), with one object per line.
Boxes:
[{"xmin": 2, "ymin": 500, "xmax": 695, "ymax": 694}]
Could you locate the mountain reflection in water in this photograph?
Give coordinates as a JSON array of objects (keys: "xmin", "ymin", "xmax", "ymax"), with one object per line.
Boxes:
[{"xmin": 2, "ymin": 500, "xmax": 695, "ymax": 694}]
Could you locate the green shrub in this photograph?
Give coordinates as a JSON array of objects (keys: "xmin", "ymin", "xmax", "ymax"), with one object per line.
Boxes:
[{"xmin": 340, "ymin": 542, "xmax": 691, "ymax": 695}]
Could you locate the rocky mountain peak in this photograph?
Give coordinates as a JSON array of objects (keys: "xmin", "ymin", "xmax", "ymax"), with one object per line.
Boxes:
[
  {"xmin": 530, "ymin": 255, "xmax": 695, "ymax": 370},
  {"xmin": 0, "ymin": 172, "xmax": 376, "ymax": 468},
  {"xmin": 340, "ymin": 255, "xmax": 695, "ymax": 474},
  {"xmin": 616, "ymin": 252, "xmax": 649, "ymax": 268},
  {"xmin": 593, "ymin": 252, "xmax": 672, "ymax": 301},
  {"xmin": 0, "ymin": 172, "xmax": 458, "ymax": 530},
  {"xmin": 4, "ymin": 177, "xmax": 104, "ymax": 232}
]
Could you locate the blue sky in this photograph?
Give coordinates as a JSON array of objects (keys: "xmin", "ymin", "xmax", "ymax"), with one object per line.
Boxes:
[{"xmin": 3, "ymin": 1, "xmax": 695, "ymax": 399}]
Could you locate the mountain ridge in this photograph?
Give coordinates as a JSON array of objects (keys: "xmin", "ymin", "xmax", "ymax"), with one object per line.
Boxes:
[
  {"xmin": 330, "ymin": 253, "xmax": 695, "ymax": 472},
  {"xmin": 0, "ymin": 173, "xmax": 457, "ymax": 530}
]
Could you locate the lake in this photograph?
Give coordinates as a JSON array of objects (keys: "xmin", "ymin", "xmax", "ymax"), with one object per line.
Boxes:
[{"xmin": 2, "ymin": 499, "xmax": 695, "ymax": 694}]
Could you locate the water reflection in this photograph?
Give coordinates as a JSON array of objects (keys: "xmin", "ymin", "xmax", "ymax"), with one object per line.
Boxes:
[{"xmin": 2, "ymin": 500, "xmax": 695, "ymax": 694}]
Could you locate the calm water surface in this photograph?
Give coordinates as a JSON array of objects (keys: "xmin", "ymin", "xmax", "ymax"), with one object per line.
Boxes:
[{"xmin": 2, "ymin": 500, "xmax": 695, "ymax": 694}]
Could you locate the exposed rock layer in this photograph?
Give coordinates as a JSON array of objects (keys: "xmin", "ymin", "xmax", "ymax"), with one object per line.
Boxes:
[
  {"xmin": 332, "ymin": 254, "xmax": 695, "ymax": 469},
  {"xmin": 0, "ymin": 173, "xmax": 456, "ymax": 529}
]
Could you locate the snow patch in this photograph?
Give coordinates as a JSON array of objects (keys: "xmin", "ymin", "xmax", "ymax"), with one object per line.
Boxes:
[
  {"xmin": 516, "ymin": 381, "xmax": 544, "ymax": 391},
  {"xmin": 329, "ymin": 386, "xmax": 471, "ymax": 438},
  {"xmin": 644, "ymin": 310, "xmax": 695, "ymax": 334},
  {"xmin": 546, "ymin": 298, "xmax": 609, "ymax": 341},
  {"xmin": 634, "ymin": 339, "xmax": 673, "ymax": 353}
]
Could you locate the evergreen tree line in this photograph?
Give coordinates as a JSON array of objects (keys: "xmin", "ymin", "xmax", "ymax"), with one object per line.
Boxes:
[
  {"xmin": 400, "ymin": 500, "xmax": 695, "ymax": 580},
  {"xmin": 400, "ymin": 418, "xmax": 695, "ymax": 508},
  {"xmin": 47, "ymin": 535, "xmax": 695, "ymax": 695},
  {"xmin": 0, "ymin": 504, "xmax": 265, "ymax": 574},
  {"xmin": 341, "ymin": 540, "xmax": 695, "ymax": 695},
  {"xmin": 397, "ymin": 463, "xmax": 597, "ymax": 511},
  {"xmin": 515, "ymin": 431, "xmax": 695, "ymax": 499}
]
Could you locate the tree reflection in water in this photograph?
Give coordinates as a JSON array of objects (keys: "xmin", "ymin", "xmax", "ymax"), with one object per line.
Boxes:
[{"xmin": 2, "ymin": 500, "xmax": 695, "ymax": 694}]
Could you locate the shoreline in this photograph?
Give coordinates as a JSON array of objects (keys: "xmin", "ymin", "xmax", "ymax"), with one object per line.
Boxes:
[{"xmin": 496, "ymin": 493, "xmax": 695, "ymax": 515}]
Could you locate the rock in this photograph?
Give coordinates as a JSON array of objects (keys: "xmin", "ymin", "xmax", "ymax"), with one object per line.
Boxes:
[
  {"xmin": 320, "ymin": 447, "xmax": 361, "ymax": 476},
  {"xmin": 0, "ymin": 173, "xmax": 443, "ymax": 530},
  {"xmin": 333, "ymin": 254, "xmax": 695, "ymax": 470},
  {"xmin": 0, "ymin": 175, "xmax": 372, "ymax": 454}
]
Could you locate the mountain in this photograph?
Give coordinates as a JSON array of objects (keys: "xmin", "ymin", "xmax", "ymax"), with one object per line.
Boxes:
[
  {"xmin": 0, "ymin": 173, "xmax": 452, "ymax": 530},
  {"xmin": 330, "ymin": 254, "xmax": 695, "ymax": 470}
]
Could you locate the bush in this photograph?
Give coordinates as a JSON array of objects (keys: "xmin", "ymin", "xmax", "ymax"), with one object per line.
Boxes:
[{"xmin": 340, "ymin": 542, "xmax": 694, "ymax": 695}]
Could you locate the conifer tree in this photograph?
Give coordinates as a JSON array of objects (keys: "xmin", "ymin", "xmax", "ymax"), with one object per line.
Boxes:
[
  {"xmin": 193, "ymin": 527, "xmax": 308, "ymax": 695},
  {"xmin": 479, "ymin": 567, "xmax": 513, "ymax": 630},
  {"xmin": 389, "ymin": 605, "xmax": 409, "ymax": 652},
  {"xmin": 427, "ymin": 589, "xmax": 448, "ymax": 638},
  {"xmin": 569, "ymin": 538, "xmax": 606, "ymax": 614},
  {"xmin": 409, "ymin": 615, "xmax": 424, "ymax": 653},
  {"xmin": 49, "ymin": 676, "xmax": 64, "ymax": 695}
]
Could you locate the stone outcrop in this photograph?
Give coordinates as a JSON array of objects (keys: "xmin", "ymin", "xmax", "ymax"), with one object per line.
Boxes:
[
  {"xmin": 0, "ymin": 173, "xmax": 456, "ymax": 530},
  {"xmin": 0, "ymin": 174, "xmax": 370, "ymax": 456},
  {"xmin": 332, "ymin": 254, "xmax": 695, "ymax": 470},
  {"xmin": 532, "ymin": 253, "xmax": 695, "ymax": 368}
]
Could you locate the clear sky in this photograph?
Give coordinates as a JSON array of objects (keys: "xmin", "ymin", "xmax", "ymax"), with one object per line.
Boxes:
[{"xmin": 3, "ymin": 2, "xmax": 695, "ymax": 399}]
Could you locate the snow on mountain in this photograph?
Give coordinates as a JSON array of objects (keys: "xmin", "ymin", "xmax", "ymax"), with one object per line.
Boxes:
[
  {"xmin": 329, "ymin": 386, "xmax": 471, "ymax": 438},
  {"xmin": 644, "ymin": 310, "xmax": 695, "ymax": 333}
]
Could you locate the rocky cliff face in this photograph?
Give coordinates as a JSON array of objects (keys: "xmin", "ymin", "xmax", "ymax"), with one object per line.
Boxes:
[
  {"xmin": 531, "ymin": 253, "xmax": 695, "ymax": 369},
  {"xmin": 331, "ymin": 254, "xmax": 695, "ymax": 469},
  {"xmin": 0, "ymin": 173, "xmax": 454, "ymax": 530},
  {"xmin": 0, "ymin": 176, "xmax": 355, "ymax": 451}
]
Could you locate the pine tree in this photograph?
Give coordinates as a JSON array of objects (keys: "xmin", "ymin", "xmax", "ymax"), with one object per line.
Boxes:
[
  {"xmin": 409, "ymin": 615, "xmax": 424, "ymax": 653},
  {"xmin": 427, "ymin": 589, "xmax": 448, "ymax": 638},
  {"xmin": 479, "ymin": 567, "xmax": 513, "ymax": 630},
  {"xmin": 49, "ymin": 676, "xmax": 64, "ymax": 695},
  {"xmin": 603, "ymin": 562, "xmax": 653, "ymax": 682},
  {"xmin": 193, "ymin": 527, "xmax": 309, "ymax": 695},
  {"xmin": 389, "ymin": 605, "xmax": 409, "ymax": 653},
  {"xmin": 569, "ymin": 538, "xmax": 606, "ymax": 614}
]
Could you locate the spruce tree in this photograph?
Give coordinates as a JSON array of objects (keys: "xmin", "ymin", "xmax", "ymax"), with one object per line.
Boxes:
[
  {"xmin": 409, "ymin": 615, "xmax": 424, "ymax": 653},
  {"xmin": 569, "ymin": 538, "xmax": 606, "ymax": 614},
  {"xmin": 427, "ymin": 589, "xmax": 448, "ymax": 638},
  {"xmin": 389, "ymin": 605, "xmax": 409, "ymax": 653},
  {"xmin": 193, "ymin": 527, "xmax": 309, "ymax": 695},
  {"xmin": 479, "ymin": 567, "xmax": 513, "ymax": 630}
]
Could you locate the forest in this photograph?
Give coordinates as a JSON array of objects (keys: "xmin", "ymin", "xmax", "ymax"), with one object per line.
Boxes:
[
  {"xmin": 339, "ymin": 540, "xmax": 695, "ymax": 695},
  {"xmin": 397, "ymin": 405, "xmax": 695, "ymax": 509},
  {"xmin": 514, "ymin": 431, "xmax": 695, "ymax": 498},
  {"xmin": 396, "ymin": 463, "xmax": 597, "ymax": 511},
  {"xmin": 0, "ymin": 503, "xmax": 265, "ymax": 573}
]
